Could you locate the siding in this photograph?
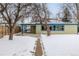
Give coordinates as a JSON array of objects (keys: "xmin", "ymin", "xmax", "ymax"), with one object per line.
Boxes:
[
  {"xmin": 40, "ymin": 24, "xmax": 77, "ymax": 34},
  {"xmin": 64, "ymin": 25, "xmax": 77, "ymax": 34},
  {"xmin": 36, "ymin": 25, "xmax": 41, "ymax": 34}
]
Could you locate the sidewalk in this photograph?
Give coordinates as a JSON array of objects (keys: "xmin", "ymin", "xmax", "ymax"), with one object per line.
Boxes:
[{"xmin": 35, "ymin": 38, "xmax": 43, "ymax": 56}]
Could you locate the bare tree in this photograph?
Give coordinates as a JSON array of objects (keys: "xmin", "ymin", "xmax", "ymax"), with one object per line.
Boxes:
[
  {"xmin": 63, "ymin": 3, "xmax": 78, "ymax": 23},
  {"xmin": 75, "ymin": 3, "xmax": 79, "ymax": 23},
  {"xmin": 31, "ymin": 4, "xmax": 43, "ymax": 23},
  {"xmin": 62, "ymin": 5, "xmax": 70, "ymax": 22},
  {"xmin": 0, "ymin": 3, "xmax": 32, "ymax": 40},
  {"xmin": 42, "ymin": 4, "xmax": 50, "ymax": 36},
  {"xmin": 32, "ymin": 3, "xmax": 50, "ymax": 36}
]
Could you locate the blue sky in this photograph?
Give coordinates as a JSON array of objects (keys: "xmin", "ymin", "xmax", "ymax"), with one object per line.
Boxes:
[{"xmin": 48, "ymin": 3, "xmax": 63, "ymax": 18}]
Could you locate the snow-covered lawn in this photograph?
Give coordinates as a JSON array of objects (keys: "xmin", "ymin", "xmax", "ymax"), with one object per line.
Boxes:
[
  {"xmin": 41, "ymin": 34, "xmax": 79, "ymax": 56},
  {"xmin": 1, "ymin": 34, "xmax": 79, "ymax": 56},
  {"xmin": 0, "ymin": 35, "xmax": 37, "ymax": 56}
]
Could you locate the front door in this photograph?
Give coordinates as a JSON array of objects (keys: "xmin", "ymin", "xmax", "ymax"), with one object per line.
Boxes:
[{"xmin": 31, "ymin": 25, "xmax": 36, "ymax": 34}]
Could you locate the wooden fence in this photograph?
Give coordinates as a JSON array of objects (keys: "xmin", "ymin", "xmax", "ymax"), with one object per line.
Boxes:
[{"xmin": 0, "ymin": 23, "xmax": 21, "ymax": 37}]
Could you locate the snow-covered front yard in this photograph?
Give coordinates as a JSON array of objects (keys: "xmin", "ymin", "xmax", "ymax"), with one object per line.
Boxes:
[
  {"xmin": 1, "ymin": 34, "xmax": 79, "ymax": 56},
  {"xmin": 41, "ymin": 34, "xmax": 79, "ymax": 56},
  {"xmin": 0, "ymin": 35, "xmax": 37, "ymax": 56}
]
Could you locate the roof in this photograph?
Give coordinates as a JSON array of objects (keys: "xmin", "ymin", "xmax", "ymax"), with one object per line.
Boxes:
[
  {"xmin": 20, "ymin": 20, "xmax": 78, "ymax": 25},
  {"xmin": 48, "ymin": 20, "xmax": 64, "ymax": 24},
  {"xmin": 48, "ymin": 19, "xmax": 78, "ymax": 25},
  {"xmin": 15, "ymin": 18, "xmax": 78, "ymax": 25}
]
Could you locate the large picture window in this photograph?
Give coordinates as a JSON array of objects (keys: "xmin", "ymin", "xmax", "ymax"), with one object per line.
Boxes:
[
  {"xmin": 52, "ymin": 25, "xmax": 64, "ymax": 31},
  {"xmin": 41, "ymin": 24, "xmax": 64, "ymax": 31}
]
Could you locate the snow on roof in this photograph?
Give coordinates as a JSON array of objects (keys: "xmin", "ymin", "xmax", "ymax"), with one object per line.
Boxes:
[
  {"xmin": 17, "ymin": 17, "xmax": 32, "ymax": 24},
  {"xmin": 18, "ymin": 18, "xmax": 78, "ymax": 25},
  {"xmin": 48, "ymin": 20, "xmax": 64, "ymax": 24},
  {"xmin": 48, "ymin": 19, "xmax": 78, "ymax": 24}
]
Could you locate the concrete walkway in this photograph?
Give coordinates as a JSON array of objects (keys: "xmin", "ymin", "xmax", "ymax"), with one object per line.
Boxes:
[{"xmin": 35, "ymin": 38, "xmax": 43, "ymax": 56}]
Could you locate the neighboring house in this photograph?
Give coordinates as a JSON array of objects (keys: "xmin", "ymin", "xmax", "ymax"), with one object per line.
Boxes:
[{"xmin": 20, "ymin": 19, "xmax": 78, "ymax": 34}]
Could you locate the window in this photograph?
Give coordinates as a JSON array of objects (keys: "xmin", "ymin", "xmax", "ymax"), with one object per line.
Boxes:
[
  {"xmin": 41, "ymin": 25, "xmax": 52, "ymax": 31},
  {"xmin": 52, "ymin": 25, "xmax": 64, "ymax": 31},
  {"xmin": 42, "ymin": 25, "xmax": 47, "ymax": 31},
  {"xmin": 41, "ymin": 24, "xmax": 64, "ymax": 31},
  {"xmin": 50, "ymin": 26, "xmax": 52, "ymax": 30}
]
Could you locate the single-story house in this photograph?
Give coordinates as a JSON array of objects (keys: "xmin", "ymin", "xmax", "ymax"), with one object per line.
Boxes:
[{"xmin": 20, "ymin": 20, "xmax": 78, "ymax": 34}]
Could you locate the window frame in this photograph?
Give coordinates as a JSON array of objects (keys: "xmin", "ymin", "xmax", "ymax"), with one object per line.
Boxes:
[
  {"xmin": 52, "ymin": 24, "xmax": 64, "ymax": 31},
  {"xmin": 41, "ymin": 24, "xmax": 64, "ymax": 31}
]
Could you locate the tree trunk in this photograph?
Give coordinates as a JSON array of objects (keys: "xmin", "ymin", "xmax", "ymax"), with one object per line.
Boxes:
[
  {"xmin": 9, "ymin": 32, "xmax": 13, "ymax": 40},
  {"xmin": 45, "ymin": 20, "xmax": 50, "ymax": 36},
  {"xmin": 9, "ymin": 26, "xmax": 14, "ymax": 40},
  {"xmin": 47, "ymin": 25, "xmax": 50, "ymax": 36}
]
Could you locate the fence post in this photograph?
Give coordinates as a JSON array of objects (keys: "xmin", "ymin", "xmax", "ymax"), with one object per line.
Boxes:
[
  {"xmin": 5, "ymin": 23, "xmax": 6, "ymax": 35},
  {"xmin": 22, "ymin": 24, "xmax": 23, "ymax": 36},
  {"xmin": 2, "ymin": 25, "xmax": 3, "ymax": 37}
]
